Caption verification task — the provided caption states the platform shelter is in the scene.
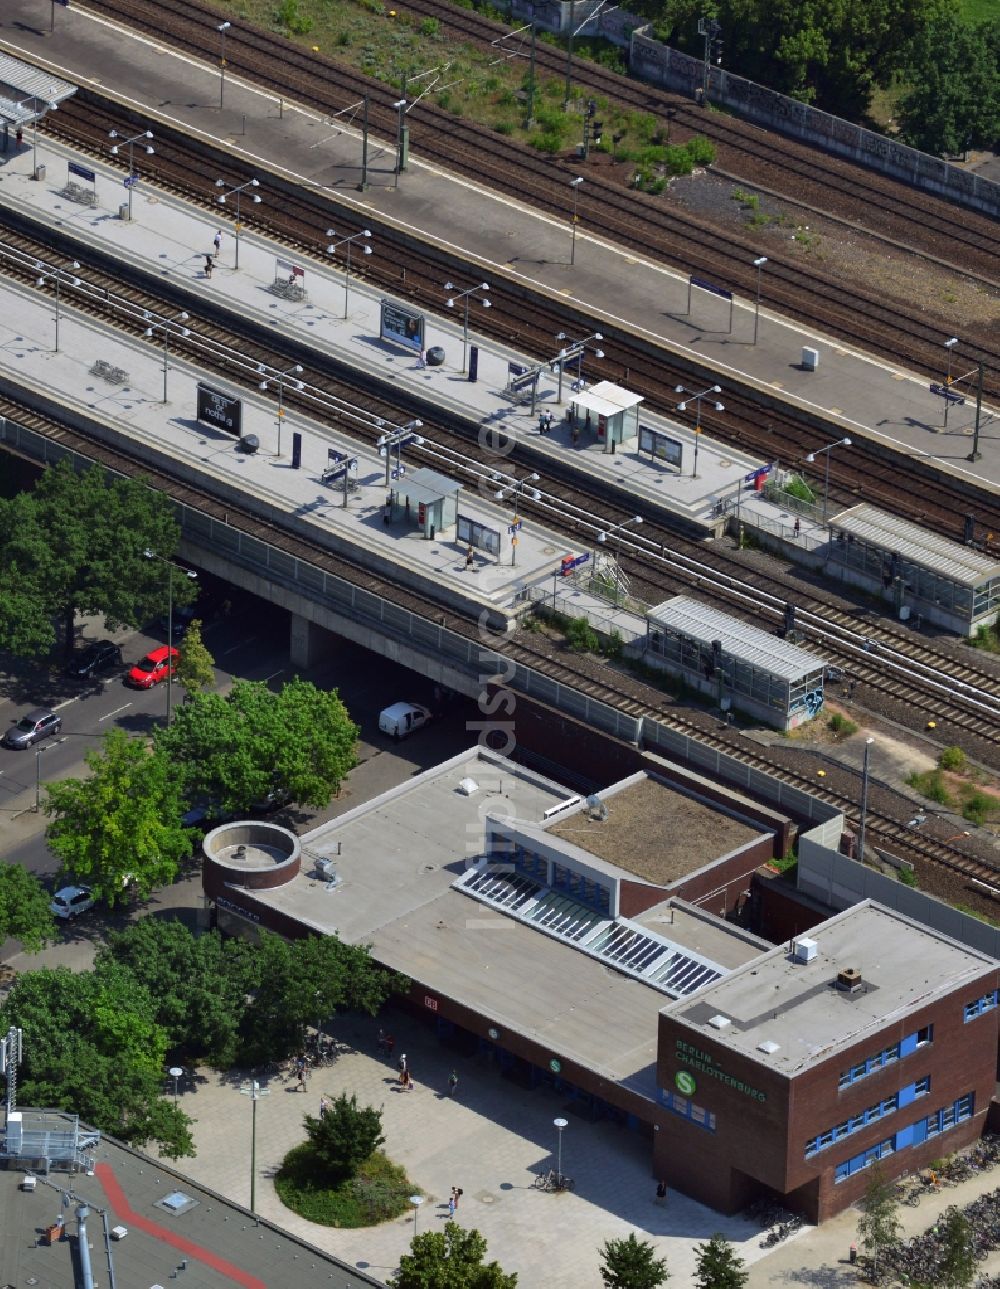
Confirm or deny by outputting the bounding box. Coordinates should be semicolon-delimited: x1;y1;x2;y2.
825;504;1000;636
645;596;825;730
389;466;460;538
569;380;644;453
0;54;77;164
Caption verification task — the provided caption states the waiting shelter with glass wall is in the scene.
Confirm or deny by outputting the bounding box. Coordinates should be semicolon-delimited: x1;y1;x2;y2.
645;595;825;730
388;466;460;539
825;504;1000;636
569;381;644;453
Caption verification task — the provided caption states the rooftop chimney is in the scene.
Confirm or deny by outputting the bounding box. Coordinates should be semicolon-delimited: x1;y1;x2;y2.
836;967;863;993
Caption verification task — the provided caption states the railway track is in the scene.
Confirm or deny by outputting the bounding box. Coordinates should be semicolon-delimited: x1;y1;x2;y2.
6;380;1000;908
4;211;1000;769
67;0;1000;400
30;100;1000;559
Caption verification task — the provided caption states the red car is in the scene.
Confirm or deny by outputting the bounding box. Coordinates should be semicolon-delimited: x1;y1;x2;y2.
126;645;179;689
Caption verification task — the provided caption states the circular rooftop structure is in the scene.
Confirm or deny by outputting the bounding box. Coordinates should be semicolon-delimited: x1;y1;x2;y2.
202;820;300;890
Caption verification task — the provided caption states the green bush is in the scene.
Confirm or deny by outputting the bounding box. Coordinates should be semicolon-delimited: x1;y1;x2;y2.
962;791;992;826
663;144;695;175
565;617;600;653
530;131;563;153
897;865;919;887
647;177;667;194
494;120;514;135
938;746;966;772
685;136;717;165
827;712;858;739
601;629;625;659
418;16;440;36
275;1143;413;1227
782;475;816;503
905;768;954;807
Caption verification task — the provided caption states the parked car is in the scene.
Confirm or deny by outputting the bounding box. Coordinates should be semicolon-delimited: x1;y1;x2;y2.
126;646;179;689
378;702;432;739
50;885;94;920
64;639;123;680
158;603;198;640
250;785;293;816
3;708;62;749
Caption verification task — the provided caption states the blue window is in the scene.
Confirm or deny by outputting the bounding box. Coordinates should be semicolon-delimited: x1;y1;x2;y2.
837;1042;901;1089
661;1089;716;1132
806;1093;900;1158
964;990;999;1022
834;1136;896;1183
923;1093;975;1140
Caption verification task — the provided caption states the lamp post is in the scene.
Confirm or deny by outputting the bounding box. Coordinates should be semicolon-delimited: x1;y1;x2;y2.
35;259;81;353
393;99;407;188
169;1066;183;1108
27;100;57;178
942;336;959;430
553;1117;568;1184
258;362;304;457
493;472;541;567
327;229;373;320
805;436;852;522
215;177;261;270
752;256;767;346
969;358;985;463
144;550;197;724
697;15;722;103
218;21;232;108
858;736;874;865
444;280;490;374
555;330;604;398
377;419;424;487
675;383;723;478
569;176;584;265
109;127;154;222
143;309;190;404
409;1194;424;1237
239;1079;270;1215
34;743;52;813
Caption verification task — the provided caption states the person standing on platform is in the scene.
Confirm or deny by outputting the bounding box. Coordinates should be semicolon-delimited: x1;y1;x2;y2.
204;254;214;279
214;230;222;258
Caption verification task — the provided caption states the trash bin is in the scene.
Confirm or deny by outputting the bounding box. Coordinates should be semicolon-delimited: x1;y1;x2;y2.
238;434;260;454
33;164;46;182
425;346;446;367
118;203;130;221
801;346;819;371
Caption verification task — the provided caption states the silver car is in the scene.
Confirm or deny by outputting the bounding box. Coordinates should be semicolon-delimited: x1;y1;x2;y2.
3;709;62;749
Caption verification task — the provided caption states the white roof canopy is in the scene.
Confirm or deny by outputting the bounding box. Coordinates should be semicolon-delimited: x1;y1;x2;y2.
571;380;644;419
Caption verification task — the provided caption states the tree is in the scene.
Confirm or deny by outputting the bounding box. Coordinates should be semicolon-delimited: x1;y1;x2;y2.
693;1234;747;1289
0;460;192;658
856;1164;900;1277
238;930;407;1064
99;918;256;1065
158;677;358;816
0;865;57;951
897;13;1000;156
939;1205;976;1289
393;1223;517;1289
174;619;216;696
599;1233;669;1289
45;728;193;906
303;1093;385;1180
0;962;193;1157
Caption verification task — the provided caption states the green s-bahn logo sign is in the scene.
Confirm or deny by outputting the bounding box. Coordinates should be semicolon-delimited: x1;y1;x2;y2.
675;1070;697;1096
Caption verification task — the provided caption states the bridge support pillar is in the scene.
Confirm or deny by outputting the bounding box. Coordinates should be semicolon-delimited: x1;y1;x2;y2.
289;612;325;669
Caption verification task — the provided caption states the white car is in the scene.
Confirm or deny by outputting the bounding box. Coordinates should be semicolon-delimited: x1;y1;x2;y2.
378;702;433;739
50;885;95;920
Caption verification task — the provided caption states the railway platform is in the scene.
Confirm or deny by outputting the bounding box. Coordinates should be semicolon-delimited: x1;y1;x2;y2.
1;0;996;496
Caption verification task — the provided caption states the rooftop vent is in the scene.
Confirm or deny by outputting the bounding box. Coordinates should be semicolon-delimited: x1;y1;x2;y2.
837;967;863;993
793;936;818;963
233;845;247;861
757;1040;780;1055
586;793;609;822
457;777;479;796
709;1014;732;1031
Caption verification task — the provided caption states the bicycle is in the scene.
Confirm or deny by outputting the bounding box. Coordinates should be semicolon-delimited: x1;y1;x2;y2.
532;1169;575;1193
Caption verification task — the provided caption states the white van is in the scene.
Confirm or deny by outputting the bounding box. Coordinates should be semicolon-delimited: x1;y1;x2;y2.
379;702;432;739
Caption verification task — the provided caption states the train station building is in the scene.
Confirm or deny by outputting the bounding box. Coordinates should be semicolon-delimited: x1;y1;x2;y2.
200;748;998;1223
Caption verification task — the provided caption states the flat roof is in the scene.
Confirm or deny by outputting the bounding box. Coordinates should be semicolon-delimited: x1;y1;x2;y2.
394;465;461;505
546;776;765;886
664;901;998;1077
831;503;1000;586
0;1133;378;1289
647;595;824;682
0;52;77;123
572;380;644;418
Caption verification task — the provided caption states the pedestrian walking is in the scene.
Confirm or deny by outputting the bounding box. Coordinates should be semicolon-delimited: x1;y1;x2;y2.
448;1194;456;1218
452;1187;462;1210
465;544;474;571
793;516;801;537
448;1070;459;1096
214;230;222;257
319;1095;330;1118
545;411;554;433
398;1053;407;1074
15;126;23;149
655;1180;667;1205
296;1067;307;1092
204;254;214;279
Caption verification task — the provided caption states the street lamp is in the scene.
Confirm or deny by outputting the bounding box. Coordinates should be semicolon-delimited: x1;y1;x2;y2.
239;1079;270;1215
34;743;53;813
943;336;959;430
805;436;852;522
553;1117;569;1184
215;177;261;270
144;550;197;724
35;259;81;353
169;1066;183;1108
109;127;154;222
569;176;584;265
554;329;604;402
393;99;407;188
858;736;874;865
444;281;490;374
258;362;304;457
675;383;723;478
377;419;424;487
752;256;767;346
218;21;232;108
409;1194;424;1236
143;309;190;404
493;471;541;567
327;228;372;320
26;100;57;179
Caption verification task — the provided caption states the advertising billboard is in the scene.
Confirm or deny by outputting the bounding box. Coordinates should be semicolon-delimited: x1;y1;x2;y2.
380;300;424;353
196;383;242;436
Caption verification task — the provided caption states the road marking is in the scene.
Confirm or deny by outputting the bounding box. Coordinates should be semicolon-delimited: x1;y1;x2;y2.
262;669;285;683
99;703;132;723
53;697;80;711
221;637;258;657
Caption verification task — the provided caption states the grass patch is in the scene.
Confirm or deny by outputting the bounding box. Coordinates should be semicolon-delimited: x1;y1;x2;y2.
938;746;966;772
827;712;857;739
275;1143;415;1227
954;903;1000;928
896;864;919;887
906;768;956;808
969;624;1000;653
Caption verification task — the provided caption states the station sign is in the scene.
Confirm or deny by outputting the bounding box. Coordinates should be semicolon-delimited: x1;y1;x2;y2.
123;174;139;189
560;552;591;575
68;161;95;183
929;382;965;405
507;520;523;535
744;462;774;484
689;275;732;302
380;299;424;353
196;383;242;436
